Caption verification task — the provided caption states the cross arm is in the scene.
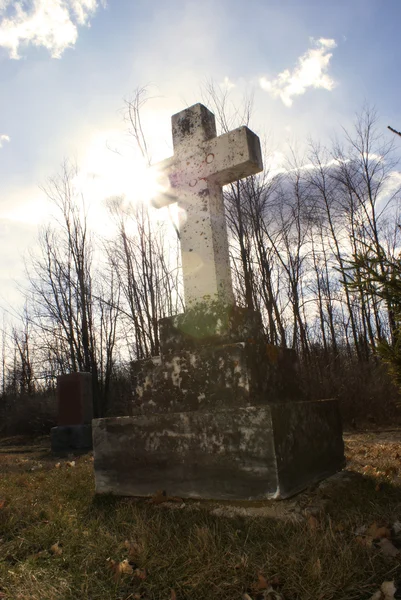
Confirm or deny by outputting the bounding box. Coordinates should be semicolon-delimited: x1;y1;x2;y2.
203;126;263;186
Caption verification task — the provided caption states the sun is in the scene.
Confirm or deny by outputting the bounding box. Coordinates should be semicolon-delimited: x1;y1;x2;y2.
72;129;174;234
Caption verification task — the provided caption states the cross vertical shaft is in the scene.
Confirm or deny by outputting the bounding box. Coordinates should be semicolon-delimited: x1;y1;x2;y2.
154;103;263;307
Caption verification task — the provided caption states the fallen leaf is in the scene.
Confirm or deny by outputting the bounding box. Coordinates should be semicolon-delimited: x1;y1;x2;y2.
307;515;319;530
55;463;61;469
0;500;6;510
119;559;134;575
150;490;168;504
50;542;62;556
134;568;147;580
107;558;136;580
355;535;373;548
382;581;397;597
107;558;120;581
370;580;397;600
367;523;391;540
171;590;177;600
313;558;322;576
378;538;400;558
66;461;75;468
242;595;253;600
256;573;269;590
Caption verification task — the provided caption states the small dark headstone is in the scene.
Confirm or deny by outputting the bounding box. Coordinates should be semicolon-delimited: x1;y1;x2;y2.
51;372;93;452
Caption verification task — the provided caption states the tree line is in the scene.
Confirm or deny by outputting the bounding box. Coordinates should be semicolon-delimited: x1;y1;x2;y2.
1;93;400;426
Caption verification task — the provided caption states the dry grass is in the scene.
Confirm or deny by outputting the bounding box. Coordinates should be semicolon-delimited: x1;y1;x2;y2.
1;433;401;600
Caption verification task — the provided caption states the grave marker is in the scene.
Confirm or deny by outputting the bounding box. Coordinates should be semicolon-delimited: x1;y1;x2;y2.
51;372;93;452
92;104;344;499
152;103;262;306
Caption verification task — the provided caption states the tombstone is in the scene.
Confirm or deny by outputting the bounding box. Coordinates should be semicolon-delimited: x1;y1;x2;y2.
92;103;344;499
51;372;93;452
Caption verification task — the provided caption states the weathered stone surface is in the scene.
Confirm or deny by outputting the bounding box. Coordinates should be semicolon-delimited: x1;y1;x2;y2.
51;424;92;453
152;103;263;307
269;400;345;497
132;341;301;415
92;101;344;501
93;400;344;500
159;305;265;353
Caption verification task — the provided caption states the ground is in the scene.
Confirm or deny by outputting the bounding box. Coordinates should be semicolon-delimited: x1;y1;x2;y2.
1;431;401;600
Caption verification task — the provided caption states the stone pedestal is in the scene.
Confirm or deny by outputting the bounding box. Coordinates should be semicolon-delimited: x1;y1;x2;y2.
93;306;344;499
51;423;93;453
51;372;93;453
93;401;343;499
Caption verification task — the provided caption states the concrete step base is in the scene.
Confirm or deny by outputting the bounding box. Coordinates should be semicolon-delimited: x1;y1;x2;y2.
93;400;344;500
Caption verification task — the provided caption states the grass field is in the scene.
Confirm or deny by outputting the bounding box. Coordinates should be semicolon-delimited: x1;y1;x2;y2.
1;432;401;600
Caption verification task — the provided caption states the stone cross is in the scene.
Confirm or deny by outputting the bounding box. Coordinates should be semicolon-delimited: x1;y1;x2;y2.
153;103;263;307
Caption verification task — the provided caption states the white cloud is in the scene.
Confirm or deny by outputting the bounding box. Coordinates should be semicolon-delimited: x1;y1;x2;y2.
0;0;103;59
260;37;337;107
0;134;10;148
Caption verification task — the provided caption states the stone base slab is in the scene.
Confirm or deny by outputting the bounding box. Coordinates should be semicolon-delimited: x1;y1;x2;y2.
93;400;344;500
51;424;93;453
132;342;301;416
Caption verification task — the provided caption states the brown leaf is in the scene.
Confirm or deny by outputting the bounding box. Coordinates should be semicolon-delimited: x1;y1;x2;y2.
0;500;6;510
307;515;319;530
171;590;177;600
50;542;63;556
55;463;61;469
367;523;391;540
107;558;121;581
134;568;147;581
378;538;400;558
370;580;397;600
355;535;373;548
255;573;269;590
242;595;253;600
150;490;168;504
119;559;134;575
313;558;322;577
107;558;135;581
381;581;397;597
66;461;75;468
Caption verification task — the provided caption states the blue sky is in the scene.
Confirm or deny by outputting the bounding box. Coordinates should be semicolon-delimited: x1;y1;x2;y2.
0;0;400;311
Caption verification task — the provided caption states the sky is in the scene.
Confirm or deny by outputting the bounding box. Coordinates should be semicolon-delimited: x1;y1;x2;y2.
0;0;401;315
